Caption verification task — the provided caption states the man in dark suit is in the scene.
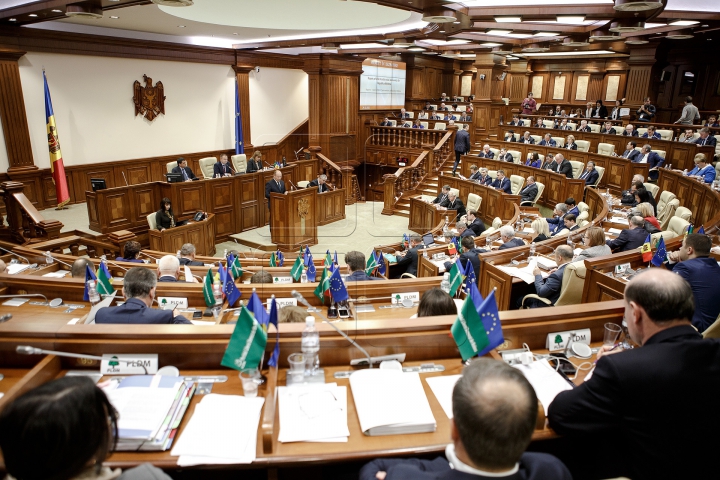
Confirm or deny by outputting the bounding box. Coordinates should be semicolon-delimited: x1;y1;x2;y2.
393;234;423;278
360;358;572;480
665;234;720;332
476;144;494;159
496;148;514;162
490;170;511;194
635;145;665;181
171;158;198;181
556;119;572;131
213;154;233;177
453;124;471;176
157;255;180;282
618;141;641;161
546;203;568;236
345;251;383;281
538;133;556;147
519;176;539;205
599;121;617;135
432;185;451;207
622;124;639;137
520;132;535;144
636;97;656;122
541;154;557;171
548;268;720;480
265;169;287;225
508;115;524;126
446;192;466;221
467;165;482;181
95;267;191;324
607;216;648;252
307;174;330;193
179;243;204;267
497;226;525;250
475;168;493;186
578;161;599;186
503;130;517;142
379;117;392;126
694;127;717;147
444;237;484;285
562;214;579;233
576;120;591;133
523;245;572;308
456;222;475;239
399;108;410;118
466;210;486;236
555;154;573;179
641;125;661;140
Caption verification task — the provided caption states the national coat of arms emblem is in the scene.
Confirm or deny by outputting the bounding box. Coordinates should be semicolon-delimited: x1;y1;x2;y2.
133;74;165;121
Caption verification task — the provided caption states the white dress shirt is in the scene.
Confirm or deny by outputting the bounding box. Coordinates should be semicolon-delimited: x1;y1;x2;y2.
445;444;520;477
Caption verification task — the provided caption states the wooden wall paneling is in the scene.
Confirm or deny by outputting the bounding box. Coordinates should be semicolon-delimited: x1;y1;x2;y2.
162;181;205;218
205;179;235;241
103;190;133;231
548;73;570;104
572;73;590;102
480;263;514;310
0;50;36;173
234;67;253;151
238;174;260;232
588;74;605;103
7;173;42;207
41;173;70;206
129;185;157;226
86;191;99;231
123;164;152;186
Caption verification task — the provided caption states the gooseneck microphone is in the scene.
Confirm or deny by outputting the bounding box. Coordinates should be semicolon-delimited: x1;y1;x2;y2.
17;345;104;361
0;246;31;265
44;251;73;268
99;255;129;272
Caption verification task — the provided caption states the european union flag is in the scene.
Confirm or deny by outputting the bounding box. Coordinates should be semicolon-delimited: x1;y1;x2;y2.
276;250;285;267
375;251;386;276
334;250;339;265
698;226;705;234
307;257;317;282
303;246;311;266
463;259;477;291
476;290;504;357
651;237;667;267
467;275;484;307
247;290;269;327
224;271;241;307
218;262;227;286
329;267;348;302
267;297;280;367
83;264;97;301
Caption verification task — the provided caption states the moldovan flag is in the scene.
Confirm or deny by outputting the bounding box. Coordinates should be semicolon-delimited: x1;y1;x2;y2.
43;71;69;207
640;234;653;262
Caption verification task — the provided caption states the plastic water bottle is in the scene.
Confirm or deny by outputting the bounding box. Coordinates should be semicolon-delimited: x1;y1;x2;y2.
440;272;451;294
86;280;100;306
212;280;223;306
300;269;308;283
301;316;320;375
529;243;536;259
442;216;449;240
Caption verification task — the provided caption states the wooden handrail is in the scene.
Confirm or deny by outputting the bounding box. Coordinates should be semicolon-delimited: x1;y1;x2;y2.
0;181;63;243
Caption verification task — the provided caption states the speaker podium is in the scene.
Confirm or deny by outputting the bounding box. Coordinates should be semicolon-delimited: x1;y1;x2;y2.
269;189;318;250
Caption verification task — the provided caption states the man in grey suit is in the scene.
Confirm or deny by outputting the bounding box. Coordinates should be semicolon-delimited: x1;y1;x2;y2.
519;176;538;205
497;226;525;250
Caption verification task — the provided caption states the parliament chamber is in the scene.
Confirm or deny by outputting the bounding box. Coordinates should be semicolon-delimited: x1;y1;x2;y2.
0;0;719;478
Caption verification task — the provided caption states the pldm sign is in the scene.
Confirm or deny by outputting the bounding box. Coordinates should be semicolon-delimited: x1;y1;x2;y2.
391;291;420;305
157;297;188;310
100;354;159;375
267;298;297;309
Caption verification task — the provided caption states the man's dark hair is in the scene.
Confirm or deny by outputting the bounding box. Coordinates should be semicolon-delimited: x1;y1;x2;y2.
345;251;366;272
564;197;576;206
461;236;475;251
123;267;156;298
0;376;118;480
635;187;653;205
629;141;637;148
122;240;142;261
565;213;577;223
417;288;456;317
452;358;538;470
467;209;478;218
685;233;712;257
177;157;185;166
626;272;694;323
632;180;644;190
250;271;273;284
685;96;693;103
71;258;92;278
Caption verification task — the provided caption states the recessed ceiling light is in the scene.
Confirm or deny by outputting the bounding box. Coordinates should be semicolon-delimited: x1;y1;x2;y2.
233;33;238;35
624;37;649;44
29;14;37;17
453;21;460;24
507;33;533;38
423;51;439;55
178;25;186;28
486;29;512;35
422;39;471;45
523;49;615;56
609;20;645;32
52;9;62;13
556;16;585;24
439;30;446;33
643;23;666;28
669;20;699;26
8;18;16;21
109;16;119;19
666;29;694;39
408;47;425;51
481;42;503;47
495;16;521;23
702;24;709;27
533;32;560;37
340;42;387;49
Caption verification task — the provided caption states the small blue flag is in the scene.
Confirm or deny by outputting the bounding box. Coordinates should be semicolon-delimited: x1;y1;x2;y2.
334;250;339;265
463;259;477;291
476;290;504;357
267;297;280;367
329;267;348;302
303;246;311;267
98;261;113;281
218;262;227;286
224;270;241;307
651;237;667;267
247;291;269;327
375;251;386;276
83;264;97;301
698;226;705;234
276;250;285;267
307;256;317;282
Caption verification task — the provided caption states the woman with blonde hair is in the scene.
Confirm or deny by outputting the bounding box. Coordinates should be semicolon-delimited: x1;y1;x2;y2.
531;218;551;243
247;150;264;173
575;226;611;260
565;134;578;150
636;202;661;231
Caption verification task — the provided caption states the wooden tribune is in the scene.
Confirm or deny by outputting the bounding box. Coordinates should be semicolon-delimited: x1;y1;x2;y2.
148;213;216;257
269;188;318;250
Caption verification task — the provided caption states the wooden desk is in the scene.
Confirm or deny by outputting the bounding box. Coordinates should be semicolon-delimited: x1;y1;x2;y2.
148;214;216;256
440;176;520;223
316;188;346;226
409;197;456;234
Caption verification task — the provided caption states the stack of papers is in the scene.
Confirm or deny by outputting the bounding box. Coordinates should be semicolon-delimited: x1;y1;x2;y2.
513;361;573;416
6;264;31;275
496;262;548;284
104;375;195;451
278;383;349;442
42;271;69;278
171;394;264;466
350;369;436;436
607;228;623;235
426;375;461;419
536;257;557;270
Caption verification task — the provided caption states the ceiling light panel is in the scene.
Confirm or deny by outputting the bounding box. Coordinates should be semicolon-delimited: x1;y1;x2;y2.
533;32;560;36
421;39;471;45
523;49;616;56
495;16;522;22
556;15;586;24
669;20;699;26
486;29;512;35
340;42;388;49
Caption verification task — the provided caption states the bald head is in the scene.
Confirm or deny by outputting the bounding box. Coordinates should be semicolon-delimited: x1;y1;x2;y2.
71;258;92;278
158;255;180;279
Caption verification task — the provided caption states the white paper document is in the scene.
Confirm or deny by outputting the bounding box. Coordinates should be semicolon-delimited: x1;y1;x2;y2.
106;382;183;439
42;271;69;278
278;383;349;443
513;361;573;416
2;298;28;307
608;228;623;235
171;394;265;466
496;263;547;284
426;374;461;419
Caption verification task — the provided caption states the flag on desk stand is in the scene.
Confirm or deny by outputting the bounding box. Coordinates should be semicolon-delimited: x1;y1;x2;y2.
314;267;331;303
223;268;241;307
267;297;280;367
463;259;477;291
329;267;349;302
448;261;465;297
451;292;490;362
324;250;333;268
290;255;304;281
698;226;705;234
475;290;504;358
269;252;278;267
227;254;243;278
221;306;267;371
43;71;70;208
83;264;98;301
234;77;244;155
276;249;285;267
447;239;458;256
686;224;694;236
640;234;653;263
247;289;269;327
334;250;339;266
96;261;114;296
402;233;409;249
202;268;216;307
375;251;386;276
303;246;311;267
306;255;317;282
651;237;667;267
365;251;378;276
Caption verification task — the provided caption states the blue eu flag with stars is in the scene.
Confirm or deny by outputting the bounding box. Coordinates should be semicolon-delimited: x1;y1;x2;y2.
476;290;504;357
267;297;280;367
307;256;317;282
463;259;477;291
651;237;667;267
224;271;241;307
83;264;98;301
329;267;348;302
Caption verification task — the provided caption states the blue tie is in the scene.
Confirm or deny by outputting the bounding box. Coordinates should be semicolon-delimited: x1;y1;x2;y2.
182;168;188;181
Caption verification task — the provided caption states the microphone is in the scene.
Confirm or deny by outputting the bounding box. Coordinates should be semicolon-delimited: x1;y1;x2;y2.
0;313;12;323
44;251;73;268
140;251;160;263
99;255;129;272
294;147;303;162
509;252;528;265
16;345;104;361
227;162;237;176
0;246;31;264
288;179;298;191
0;293;49;305
263;161;274;170
122;172;129;187
291;290;373;369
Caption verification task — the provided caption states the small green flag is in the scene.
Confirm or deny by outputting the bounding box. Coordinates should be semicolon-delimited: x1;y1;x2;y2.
451;295;490;362
270;252;277;267
229;256;243;278
324;252;333;267
96;267;114;296
202;268;215;307
290;255;303;281
221;306;267;371
365;252;378;275
448;262;465;296
314;267;330;303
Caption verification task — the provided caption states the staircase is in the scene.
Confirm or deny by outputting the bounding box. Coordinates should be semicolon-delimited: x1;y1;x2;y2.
391;157;456;217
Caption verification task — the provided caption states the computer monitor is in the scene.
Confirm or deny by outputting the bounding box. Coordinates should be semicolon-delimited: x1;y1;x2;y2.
90;178;107;191
166;173;183;183
422;233;435;247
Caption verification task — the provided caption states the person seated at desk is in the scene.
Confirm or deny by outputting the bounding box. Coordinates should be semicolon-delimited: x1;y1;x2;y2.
508;114;524;127
538;133;556;147
308;174;330;193
345;250;383;281
424;100;433;111
556;118;572;131
444;236;485;287
616;140;641;161
707;114;720;129
519;176;539;204
620;175;645;205
155;197;185;232
432;185;452;207
393;234;423;278
546;203;568;236
399;108;410;118
466;165;482;182
575;226;611;260
379;117;392;126
412;118;425;129
71;257;92;278
607;216;648;253
592;99;608;119
635;202;660;232
438;103;449;111
416;287;457;317
455;221;475;239
634;187;657;216
490;170;511;194
525;153;542;168
503;130;517;142
444;192;466;221
0;377;173;480
576;119;591;133
246;150;264;173
459;112;472;122
683;153;716;184
665;233;720;333
622;123;639;137
179;243;204;266
579;161;599;185
157;255;180;282
418;110;429;120
171;157;198;181
561;214;579;234
635;145;665;182
564;135;578;150
555;154;574;178
116;240;144;264
466;210;486;236
497;148;514;162
430;112;443;120
360;358;572;480
520;131;535;144
600;121;617;135
541;153;557;171
521;245;573;308
547;269;720;480
693;127;717;147
496;226;525;250
477;144;494;159
610;98;624;120
534;117;546;129
530;218;551;243
96;267;191;324
641;125;661;140
250;271;273;284
563;198;579;216
476;168;493;186
678;128;696;143
213;153;233;177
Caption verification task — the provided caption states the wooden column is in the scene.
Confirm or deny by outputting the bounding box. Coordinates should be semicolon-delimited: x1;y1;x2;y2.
232;65;253;151
625;44;658;108
0;49;36;174
508;60;531;112
471;53;507;140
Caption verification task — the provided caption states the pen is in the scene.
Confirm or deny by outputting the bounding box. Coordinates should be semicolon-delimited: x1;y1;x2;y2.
593;344;620;364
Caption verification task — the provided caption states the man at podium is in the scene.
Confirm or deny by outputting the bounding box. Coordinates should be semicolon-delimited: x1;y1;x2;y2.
265;169;287;226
